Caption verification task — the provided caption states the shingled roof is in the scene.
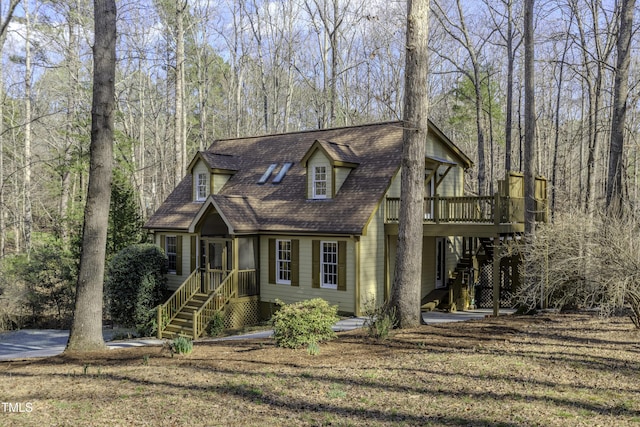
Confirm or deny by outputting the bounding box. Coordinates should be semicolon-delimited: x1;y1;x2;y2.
144;121;468;235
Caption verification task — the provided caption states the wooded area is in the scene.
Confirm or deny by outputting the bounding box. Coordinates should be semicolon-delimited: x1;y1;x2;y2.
0;0;638;326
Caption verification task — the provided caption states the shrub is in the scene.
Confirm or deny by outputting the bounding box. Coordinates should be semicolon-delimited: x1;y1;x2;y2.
105;244;167;335
271;298;339;349
0;237;76;328
516;209;640;328
362;297;396;340
172;335;193;355
206;311;225;337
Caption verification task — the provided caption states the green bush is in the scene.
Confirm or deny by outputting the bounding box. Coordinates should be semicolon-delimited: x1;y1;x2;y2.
172;335;193;355
362;299;396;341
271;298;339;349
0;237;76;328
105;244;167;335
206;311;225;337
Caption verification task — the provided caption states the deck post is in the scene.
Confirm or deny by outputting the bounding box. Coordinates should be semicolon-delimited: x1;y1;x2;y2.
434;194;440;224
492;235;501;316
494;193;501;225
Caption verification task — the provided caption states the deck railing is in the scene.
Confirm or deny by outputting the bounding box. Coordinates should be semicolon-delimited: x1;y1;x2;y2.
192;270;237;339
238;269;258;296
156;270;201;337
385;194;547;225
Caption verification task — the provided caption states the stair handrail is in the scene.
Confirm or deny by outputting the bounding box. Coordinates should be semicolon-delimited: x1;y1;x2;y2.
156;269;201;338
192;269;237;339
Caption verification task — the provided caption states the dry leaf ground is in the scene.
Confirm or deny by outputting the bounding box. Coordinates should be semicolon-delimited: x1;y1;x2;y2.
1;311;639;426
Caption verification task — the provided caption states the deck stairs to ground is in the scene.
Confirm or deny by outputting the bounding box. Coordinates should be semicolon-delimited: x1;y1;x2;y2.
421;237;496;312
161;293;213;339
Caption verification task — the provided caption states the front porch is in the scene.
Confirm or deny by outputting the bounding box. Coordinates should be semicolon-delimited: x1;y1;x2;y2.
157;235;260;339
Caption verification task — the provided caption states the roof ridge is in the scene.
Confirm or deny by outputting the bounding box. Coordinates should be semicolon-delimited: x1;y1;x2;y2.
207;120;403;146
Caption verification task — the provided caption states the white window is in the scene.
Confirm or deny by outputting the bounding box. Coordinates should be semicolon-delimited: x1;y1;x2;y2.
196;172;207;201
166;236;177;273
313;166;328;199
321;241;338;289
276;239;291;285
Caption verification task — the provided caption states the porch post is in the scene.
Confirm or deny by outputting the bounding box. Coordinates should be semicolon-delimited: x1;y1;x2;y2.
232;236;239;297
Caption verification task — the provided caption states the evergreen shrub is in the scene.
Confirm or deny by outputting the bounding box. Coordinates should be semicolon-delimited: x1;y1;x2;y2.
105;243;167;335
271;298;339;349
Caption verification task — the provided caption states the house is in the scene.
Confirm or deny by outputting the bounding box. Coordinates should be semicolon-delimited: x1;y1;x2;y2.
144;121;547;338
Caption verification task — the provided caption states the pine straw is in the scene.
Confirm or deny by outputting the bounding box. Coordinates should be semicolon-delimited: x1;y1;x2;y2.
1;312;639;426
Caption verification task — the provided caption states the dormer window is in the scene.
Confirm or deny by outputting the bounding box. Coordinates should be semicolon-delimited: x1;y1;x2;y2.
196;172;208;201
313;166;328;199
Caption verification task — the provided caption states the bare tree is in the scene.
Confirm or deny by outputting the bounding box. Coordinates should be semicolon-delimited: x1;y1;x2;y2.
0;0;20;256
523;0;535;234
606;0;635;210
66;0;116;353
390;0;429;329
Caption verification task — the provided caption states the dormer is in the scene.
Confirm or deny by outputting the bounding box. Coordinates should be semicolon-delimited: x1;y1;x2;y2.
187;151;238;201
300;140;359;199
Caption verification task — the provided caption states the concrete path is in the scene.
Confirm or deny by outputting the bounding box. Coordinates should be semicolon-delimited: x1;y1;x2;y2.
0;308;513;361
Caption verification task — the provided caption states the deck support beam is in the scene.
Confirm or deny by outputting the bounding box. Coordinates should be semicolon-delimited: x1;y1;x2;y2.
492;235;501;316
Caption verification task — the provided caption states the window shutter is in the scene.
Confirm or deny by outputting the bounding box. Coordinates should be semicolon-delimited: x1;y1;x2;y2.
190;236;197;272
268;238;276;283
160;235;166;253
338;241;347;291
176;236;183;275
312;240;320;288
291;240;299;286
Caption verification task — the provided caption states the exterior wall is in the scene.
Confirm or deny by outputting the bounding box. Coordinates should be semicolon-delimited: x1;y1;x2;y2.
212;174;231;194
306;151;332;198
155;232;195;291
259;235;356;314
192;160;210;201
335;167;351;194
359;204;386;310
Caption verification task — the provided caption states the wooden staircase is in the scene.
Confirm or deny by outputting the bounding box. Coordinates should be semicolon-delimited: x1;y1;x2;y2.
157;269;237;340
161;293;210;339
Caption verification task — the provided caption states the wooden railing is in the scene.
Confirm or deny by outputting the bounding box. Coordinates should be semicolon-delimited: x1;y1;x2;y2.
238;269;258;296
385;194;549;225
192;270;237;339
156;270;201;338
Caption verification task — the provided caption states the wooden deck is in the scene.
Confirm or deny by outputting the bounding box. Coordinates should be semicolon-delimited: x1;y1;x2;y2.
384;194;547;237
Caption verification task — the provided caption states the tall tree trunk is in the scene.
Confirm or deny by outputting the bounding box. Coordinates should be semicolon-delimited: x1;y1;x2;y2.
66;0;117;353
174;1;187;187
523;0;536;235
0;0;18;256
390;0;429;329
606;0;635;210
552;17;572;220
24;0;33;254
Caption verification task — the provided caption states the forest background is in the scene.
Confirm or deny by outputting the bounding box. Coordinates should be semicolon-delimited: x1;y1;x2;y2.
0;0;636;328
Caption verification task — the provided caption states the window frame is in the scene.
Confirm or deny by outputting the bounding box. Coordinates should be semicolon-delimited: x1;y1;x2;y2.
320;240;338;289
196;172;208;201
275;239;292;285
313;165;328;199
166;235;177;273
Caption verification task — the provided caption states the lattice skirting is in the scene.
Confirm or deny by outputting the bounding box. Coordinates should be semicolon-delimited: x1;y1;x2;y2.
225;296;261;329
474;260;519;309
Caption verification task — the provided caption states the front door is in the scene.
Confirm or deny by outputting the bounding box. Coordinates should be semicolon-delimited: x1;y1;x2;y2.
435;237;447;289
200;238;232;293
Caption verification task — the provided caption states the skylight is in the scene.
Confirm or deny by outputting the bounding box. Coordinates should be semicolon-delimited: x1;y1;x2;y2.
273;162;293;184
258;163;278;184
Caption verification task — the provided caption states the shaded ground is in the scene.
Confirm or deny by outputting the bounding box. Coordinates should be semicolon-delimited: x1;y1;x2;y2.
1;312;639;426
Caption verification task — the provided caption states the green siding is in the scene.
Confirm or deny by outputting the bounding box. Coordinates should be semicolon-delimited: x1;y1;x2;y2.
359;204;386;309
260;235;356;313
